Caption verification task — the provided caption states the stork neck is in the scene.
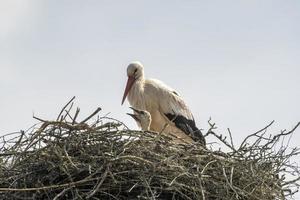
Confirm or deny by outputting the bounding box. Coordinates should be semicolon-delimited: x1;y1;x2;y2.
127;78;145;108
135;73;145;82
135;65;145;80
135;76;144;84
130;78;144;94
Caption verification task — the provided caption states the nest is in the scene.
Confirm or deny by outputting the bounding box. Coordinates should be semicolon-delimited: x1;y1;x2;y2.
0;97;299;200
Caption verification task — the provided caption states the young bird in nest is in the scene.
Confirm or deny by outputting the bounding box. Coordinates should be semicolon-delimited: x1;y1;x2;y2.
127;107;151;131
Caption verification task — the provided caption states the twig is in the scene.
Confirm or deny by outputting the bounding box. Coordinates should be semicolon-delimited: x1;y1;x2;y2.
79;107;102;124
56;96;76;121
239;120;275;150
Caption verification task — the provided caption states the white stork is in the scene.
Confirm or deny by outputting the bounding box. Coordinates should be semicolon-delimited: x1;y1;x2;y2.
121;61;206;145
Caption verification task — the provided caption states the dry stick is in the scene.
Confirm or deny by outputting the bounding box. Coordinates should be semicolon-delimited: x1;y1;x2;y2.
53;187;73;200
0;177;99;192
79;107;102;124
263;122;300;149
249;128;269;151
230;167;234;186
227;128;236;151
239;120;275;150
56;96;76;121
86;165;110;198
0;131;24;139
33;116;47;123
208;131;235;152
63;102;74;121
222;167;239;198
204;118;218;137
10;130;24;154
169;172;189;186
22;120;90;154
201;160;217;175
63;144;78;170
72;107;80;125
112;155;155;168
143;176;156;200
0;152;32;156
199;178;206;200
21;122;50;153
285;126;295;149
95;122;122;130
205;119;234;150
100;116;130;130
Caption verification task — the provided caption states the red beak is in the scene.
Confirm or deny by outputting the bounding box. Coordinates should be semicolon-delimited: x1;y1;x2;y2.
121;76;135;105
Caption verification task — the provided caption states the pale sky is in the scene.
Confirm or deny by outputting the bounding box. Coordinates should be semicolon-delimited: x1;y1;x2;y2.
0;0;300;197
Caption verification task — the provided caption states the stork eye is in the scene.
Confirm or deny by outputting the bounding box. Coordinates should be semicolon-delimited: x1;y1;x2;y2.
134;69;138;74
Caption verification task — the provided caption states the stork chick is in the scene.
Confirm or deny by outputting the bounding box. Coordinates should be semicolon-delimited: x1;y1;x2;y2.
127;107;151;131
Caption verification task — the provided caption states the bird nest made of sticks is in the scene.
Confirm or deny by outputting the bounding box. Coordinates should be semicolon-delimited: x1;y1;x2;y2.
0;97;299;200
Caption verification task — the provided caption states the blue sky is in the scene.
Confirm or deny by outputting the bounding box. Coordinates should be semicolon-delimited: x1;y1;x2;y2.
0;0;300;196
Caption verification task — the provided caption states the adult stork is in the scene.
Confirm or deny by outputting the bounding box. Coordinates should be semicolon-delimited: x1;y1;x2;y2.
121;62;206;145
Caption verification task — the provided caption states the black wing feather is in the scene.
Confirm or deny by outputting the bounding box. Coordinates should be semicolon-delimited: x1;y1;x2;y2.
165;113;206;145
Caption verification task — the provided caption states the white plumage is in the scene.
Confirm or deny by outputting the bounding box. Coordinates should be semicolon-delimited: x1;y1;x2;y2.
122;62;205;145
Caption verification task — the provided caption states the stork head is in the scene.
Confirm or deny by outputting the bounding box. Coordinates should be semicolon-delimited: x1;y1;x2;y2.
127;107;151;131
121;61;144;105
127;61;144;80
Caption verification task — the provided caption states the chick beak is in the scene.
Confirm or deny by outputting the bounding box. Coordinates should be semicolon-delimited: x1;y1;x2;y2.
127;113;140;123
129;107;143;115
